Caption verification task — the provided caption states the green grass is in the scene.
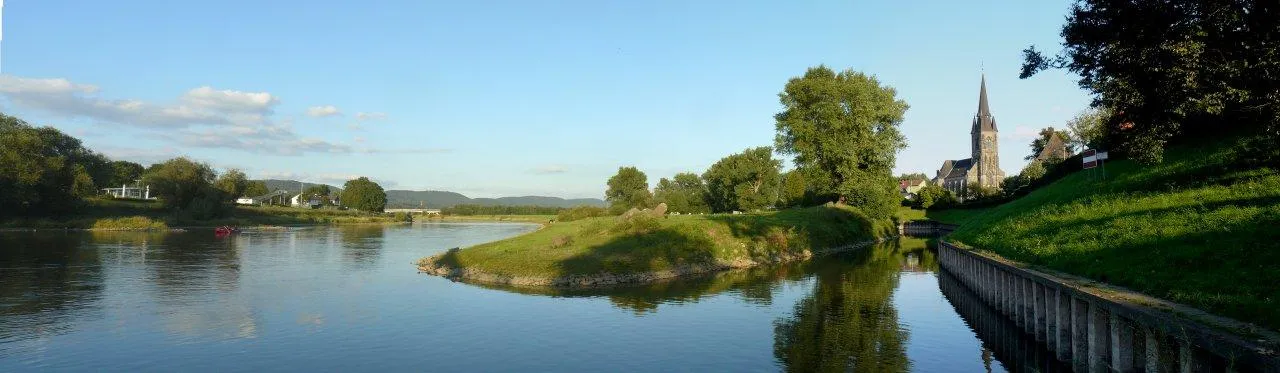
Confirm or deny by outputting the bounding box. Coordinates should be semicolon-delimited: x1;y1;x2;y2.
89;216;169;230
949;138;1280;331
431;214;557;224
0;198;408;229
420;205;895;279
895;206;926;221
925;207;994;225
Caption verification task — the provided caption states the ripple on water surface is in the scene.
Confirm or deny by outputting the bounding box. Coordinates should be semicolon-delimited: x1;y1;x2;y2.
2;227;1053;371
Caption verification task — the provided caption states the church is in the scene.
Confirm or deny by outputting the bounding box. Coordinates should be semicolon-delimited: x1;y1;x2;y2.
933;75;1006;194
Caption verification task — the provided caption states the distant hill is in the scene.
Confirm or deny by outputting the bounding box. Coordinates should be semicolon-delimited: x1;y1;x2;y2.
260;179;342;194
255;179;605;209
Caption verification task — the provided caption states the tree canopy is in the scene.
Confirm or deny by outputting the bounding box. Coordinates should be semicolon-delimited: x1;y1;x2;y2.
1021;0;1280;164
653;172;710;214
107;160;144;188
0;114;111;216
703;147;781;213
215;169;249;199
340;177;387;213
1064;107;1111;151
774;66;908;218
605;166;652;214
242;181;270;198
777;170;810;209
142;157;228;218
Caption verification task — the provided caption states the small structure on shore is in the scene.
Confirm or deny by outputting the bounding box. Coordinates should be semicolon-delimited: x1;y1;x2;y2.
102;184;156;200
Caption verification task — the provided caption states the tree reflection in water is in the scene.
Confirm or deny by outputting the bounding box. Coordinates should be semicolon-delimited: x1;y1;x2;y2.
772;239;920;373
0;232;107;349
336;225;387;269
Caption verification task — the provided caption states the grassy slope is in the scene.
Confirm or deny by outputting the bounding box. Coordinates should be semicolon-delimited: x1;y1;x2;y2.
949;140;1280;330
1;198;406;229
895;205;992;225
423;205;896;279
429;214;557;224
925;208;993;225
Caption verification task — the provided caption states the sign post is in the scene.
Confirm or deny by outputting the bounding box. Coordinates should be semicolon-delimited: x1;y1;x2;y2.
1083;149;1109;180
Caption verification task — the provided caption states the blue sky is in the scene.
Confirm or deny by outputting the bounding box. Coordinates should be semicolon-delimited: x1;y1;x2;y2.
0;0;1090;198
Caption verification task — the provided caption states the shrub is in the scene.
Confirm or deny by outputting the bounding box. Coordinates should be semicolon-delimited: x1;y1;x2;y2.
556;206;609;222
91;216;168;230
610;214;661;235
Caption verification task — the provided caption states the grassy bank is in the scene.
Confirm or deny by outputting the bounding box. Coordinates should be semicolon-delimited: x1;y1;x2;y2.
925;208;993;225
418;205;896;286
425;214;557;224
895;206;993;226
948;139;1280;330
1;198;409;230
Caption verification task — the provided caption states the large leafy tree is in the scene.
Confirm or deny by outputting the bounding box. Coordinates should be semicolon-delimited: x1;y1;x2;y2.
214;169;249;199
778;170;810;209
0;114;111;216
340;177;387;213
107;160;145;187
653;172;710;214
142;157;222;208
703;147;781;213
141;157;229;219
1064;107;1111;151
1021;0;1280;164
242;181;270;198
774;66;908;219
605;166;653;214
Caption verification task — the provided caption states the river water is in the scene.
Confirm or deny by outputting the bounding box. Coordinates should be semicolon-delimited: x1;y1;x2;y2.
0;223;1066;372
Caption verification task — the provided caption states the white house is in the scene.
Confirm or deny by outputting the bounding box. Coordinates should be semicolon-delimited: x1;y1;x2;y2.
291;194;323;209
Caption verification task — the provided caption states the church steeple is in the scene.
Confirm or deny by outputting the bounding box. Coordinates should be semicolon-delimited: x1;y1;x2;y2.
972;74;997;133
978;74;990;118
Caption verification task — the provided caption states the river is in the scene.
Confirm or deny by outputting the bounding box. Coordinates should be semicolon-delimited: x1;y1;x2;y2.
0;223;1067;372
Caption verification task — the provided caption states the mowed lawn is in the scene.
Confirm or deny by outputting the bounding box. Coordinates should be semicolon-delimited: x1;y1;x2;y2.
949;139;1280;330
422;205;896;279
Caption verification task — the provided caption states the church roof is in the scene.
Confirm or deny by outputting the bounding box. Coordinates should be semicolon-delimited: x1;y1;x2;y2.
943;158;973;179
1035;131;1070;161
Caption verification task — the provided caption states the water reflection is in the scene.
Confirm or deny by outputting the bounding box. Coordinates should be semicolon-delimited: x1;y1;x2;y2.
1;226;1031;371
772;239;930;372
938;269;1072;372
0;232;106;348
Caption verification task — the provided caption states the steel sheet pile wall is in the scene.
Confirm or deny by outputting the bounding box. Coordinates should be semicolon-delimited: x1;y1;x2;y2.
937;241;1279;373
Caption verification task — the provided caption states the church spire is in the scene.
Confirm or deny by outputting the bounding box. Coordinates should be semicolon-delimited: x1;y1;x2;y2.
978;73;990;117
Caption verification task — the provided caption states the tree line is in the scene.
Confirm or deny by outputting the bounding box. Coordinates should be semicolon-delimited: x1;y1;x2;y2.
0;112;389;218
442;204;562;216
604;66;908;219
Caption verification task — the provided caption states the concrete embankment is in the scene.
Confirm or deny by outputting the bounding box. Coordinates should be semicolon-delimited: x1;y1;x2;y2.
937;240;1280;372
418;238;883;288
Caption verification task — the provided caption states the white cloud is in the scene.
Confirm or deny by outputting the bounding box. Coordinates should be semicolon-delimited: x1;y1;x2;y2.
0;75;275;128
306;105;342;118
355;112;387;121
181;86;278;114
0;74;360;156
531;165;568;175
